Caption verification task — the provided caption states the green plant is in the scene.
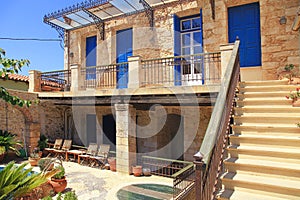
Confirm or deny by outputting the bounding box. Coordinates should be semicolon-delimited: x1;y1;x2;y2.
63;191;78;200
38;134;48;151
0;161;57;200
52;165;65;179
41;196;53;200
30;147;40;159
0;146;5;154
286;88;300;101
56;192;62;200
0;130;22;155
38;158;52;171
284;64;295;71
0;48;32;107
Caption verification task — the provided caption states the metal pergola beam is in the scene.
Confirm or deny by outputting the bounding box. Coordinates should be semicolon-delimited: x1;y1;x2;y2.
82;8;105;40
139;0;154;27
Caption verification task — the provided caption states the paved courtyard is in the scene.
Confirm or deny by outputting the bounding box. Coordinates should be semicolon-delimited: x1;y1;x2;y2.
62;161;173;200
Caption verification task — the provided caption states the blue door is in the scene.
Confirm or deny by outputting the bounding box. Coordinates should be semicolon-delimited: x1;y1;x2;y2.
116;28;132;89
228;3;261;67
86;36;97;79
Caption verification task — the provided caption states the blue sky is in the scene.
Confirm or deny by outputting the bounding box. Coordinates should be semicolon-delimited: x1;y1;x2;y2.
0;1;84;75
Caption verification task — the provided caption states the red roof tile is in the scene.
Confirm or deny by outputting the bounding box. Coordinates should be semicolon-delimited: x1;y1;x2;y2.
1;74;29;82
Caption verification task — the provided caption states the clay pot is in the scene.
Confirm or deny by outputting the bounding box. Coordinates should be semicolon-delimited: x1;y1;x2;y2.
293;99;300;107
108;158;116;172
49;177;67;193
132;165;143;177
28;158;40;166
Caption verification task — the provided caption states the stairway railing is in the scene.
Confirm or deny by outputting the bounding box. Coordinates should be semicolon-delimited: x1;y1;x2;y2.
193;40;240;200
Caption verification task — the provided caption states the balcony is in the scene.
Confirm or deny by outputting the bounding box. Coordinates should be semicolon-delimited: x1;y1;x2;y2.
29;44;234;97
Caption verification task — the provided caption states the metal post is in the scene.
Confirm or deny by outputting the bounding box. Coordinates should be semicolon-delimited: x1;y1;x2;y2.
194;151;204;200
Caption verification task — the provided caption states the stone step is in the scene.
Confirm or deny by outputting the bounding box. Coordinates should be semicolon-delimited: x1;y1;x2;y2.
233;115;300;125
239;80;289;88
239;85;299;93
224;157;300;178
234;107;300;115
217;187;299;200
237;91;289;99
221;171;300;197
230;134;300;147
227;144;300;160
236;98;292;107
230;154;300;165
231;125;300;134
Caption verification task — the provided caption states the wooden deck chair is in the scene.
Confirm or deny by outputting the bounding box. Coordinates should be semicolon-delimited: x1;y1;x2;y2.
89;144;110;168
53;139;72;159
78;143;98;165
44;139;63;156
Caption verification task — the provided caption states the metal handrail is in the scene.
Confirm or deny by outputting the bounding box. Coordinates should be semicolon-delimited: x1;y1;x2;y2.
199;40;240;164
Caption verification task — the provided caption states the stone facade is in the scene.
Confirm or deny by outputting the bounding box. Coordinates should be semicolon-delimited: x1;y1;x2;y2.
65;0;299;81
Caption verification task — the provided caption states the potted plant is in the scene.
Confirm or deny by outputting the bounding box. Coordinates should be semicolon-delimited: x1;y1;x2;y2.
28;147;41;166
286;88;300;106
132;165;143;177
49;165;67;193
108;157;116;172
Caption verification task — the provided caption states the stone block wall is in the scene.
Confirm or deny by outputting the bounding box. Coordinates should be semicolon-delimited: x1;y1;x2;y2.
66;0;299;81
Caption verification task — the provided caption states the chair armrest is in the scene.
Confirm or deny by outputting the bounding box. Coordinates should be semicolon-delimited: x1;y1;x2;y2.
47;142;54;147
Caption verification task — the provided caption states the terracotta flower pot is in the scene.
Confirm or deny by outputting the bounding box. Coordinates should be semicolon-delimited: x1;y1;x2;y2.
108;158;116;172
28;157;40;166
132;165;142;177
49;177;67;193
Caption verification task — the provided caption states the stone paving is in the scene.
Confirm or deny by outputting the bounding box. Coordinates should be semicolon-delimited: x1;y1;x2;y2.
62;161;173;200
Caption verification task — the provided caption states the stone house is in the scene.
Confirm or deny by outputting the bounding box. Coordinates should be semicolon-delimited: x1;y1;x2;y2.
26;0;300;174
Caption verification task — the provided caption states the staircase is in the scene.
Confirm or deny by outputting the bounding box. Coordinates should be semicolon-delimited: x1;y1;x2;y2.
217;80;300;200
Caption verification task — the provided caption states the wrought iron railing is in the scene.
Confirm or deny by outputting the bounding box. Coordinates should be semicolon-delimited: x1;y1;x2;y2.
141;52;221;87
41;70;71;91
81;62;128;89
193;40;240;200
139;156;192;178
172;164;195;200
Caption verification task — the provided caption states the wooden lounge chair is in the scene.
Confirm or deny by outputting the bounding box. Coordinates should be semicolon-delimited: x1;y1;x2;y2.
89;144;110;168
78;143;98;165
44;139;63;156
52;139;72;159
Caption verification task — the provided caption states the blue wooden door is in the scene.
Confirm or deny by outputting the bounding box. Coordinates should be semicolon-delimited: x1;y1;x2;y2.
228;3;261;67
86;36;97;79
116;28;132;88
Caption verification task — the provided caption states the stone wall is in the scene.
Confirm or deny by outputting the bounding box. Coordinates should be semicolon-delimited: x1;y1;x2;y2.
0;90;39;152
66;0;299;81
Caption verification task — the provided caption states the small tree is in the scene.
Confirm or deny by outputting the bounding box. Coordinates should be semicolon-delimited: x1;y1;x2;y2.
0;48;32;107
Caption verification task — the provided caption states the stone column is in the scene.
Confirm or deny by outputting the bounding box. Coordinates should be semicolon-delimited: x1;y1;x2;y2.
128;56;142;89
115;104;137;174
25;122;41;154
70;64;82;92
28;70;41;92
220;44;234;79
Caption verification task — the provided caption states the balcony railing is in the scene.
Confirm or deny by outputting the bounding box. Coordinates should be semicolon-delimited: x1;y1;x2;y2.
41;70;71;91
81;62;129;89
141;52;221;87
172;164;195;200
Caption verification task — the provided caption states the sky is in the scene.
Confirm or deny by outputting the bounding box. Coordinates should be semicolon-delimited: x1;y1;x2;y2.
0;1;85;75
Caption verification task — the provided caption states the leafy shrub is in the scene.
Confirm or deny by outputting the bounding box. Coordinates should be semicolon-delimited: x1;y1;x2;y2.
0;130;22;155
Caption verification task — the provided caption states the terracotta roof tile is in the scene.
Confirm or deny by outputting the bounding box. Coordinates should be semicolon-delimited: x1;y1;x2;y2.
1;74;29;82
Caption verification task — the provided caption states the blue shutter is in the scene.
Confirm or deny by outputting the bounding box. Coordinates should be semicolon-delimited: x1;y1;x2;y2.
116;28;132;89
173;14;181;86
86;36;97;79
